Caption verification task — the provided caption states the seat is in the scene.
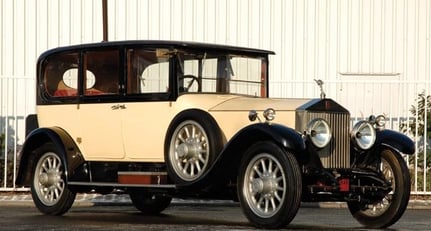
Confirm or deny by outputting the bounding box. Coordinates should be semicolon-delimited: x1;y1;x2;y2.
53;81;78;96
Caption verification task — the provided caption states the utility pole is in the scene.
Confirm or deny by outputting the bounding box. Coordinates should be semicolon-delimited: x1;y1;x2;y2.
102;0;108;41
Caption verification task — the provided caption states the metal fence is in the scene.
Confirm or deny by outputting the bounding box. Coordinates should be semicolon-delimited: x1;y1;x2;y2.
1;76;430;194
0;76;35;191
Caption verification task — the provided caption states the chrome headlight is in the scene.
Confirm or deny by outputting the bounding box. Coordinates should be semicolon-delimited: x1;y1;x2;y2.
351;121;376;150
307;119;332;148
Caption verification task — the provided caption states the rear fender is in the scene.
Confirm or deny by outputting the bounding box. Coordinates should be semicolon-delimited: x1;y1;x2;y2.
16;127;84;186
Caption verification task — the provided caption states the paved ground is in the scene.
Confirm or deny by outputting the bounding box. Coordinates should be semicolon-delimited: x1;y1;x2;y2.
0;196;430;231
0;192;430;231
1;192;431;209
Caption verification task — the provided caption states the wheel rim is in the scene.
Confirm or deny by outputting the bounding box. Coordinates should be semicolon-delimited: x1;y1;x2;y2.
33;152;65;206
243;153;286;218
170;120;210;181
361;158;394;216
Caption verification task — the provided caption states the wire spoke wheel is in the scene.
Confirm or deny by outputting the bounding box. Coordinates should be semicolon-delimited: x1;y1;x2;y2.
30;143;75;215
361;158;394;217
347;149;410;228
33;152;66;206
170;120;210;181
238;141;301;229
243;154;286;218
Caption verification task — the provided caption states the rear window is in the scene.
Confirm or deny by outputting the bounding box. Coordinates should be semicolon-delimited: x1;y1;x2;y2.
42;50;121;98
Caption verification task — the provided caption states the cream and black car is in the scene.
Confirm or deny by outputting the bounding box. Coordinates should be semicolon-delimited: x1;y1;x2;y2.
17;41;415;229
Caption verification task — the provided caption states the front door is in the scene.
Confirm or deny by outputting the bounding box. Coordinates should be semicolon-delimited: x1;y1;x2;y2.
121;48;173;161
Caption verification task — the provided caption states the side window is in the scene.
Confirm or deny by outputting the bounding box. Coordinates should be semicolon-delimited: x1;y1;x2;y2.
126;48;170;94
83;50;120;96
174;51;267;97
44;52;79;97
229;57;265;97
176;51;219;93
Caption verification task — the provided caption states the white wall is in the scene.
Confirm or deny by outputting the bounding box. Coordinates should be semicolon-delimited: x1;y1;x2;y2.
1;0;431;144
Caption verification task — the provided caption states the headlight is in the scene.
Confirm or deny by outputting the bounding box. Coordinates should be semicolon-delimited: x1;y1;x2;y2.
351;121;376;150
307;119;332;148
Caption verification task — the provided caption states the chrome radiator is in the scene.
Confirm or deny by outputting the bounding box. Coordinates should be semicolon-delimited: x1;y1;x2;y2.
295;99;351;169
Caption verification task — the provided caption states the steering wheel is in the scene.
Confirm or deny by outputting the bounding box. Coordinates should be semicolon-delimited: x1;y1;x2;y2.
179;75;200;92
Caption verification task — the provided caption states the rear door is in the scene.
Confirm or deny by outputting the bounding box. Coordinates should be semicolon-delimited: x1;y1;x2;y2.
78;49;125;160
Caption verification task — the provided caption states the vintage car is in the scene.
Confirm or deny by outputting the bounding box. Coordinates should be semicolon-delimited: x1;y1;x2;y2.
16;40;415;229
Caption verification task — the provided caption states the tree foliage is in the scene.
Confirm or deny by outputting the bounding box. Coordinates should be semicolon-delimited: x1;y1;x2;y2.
0;133;4;152
400;92;431;170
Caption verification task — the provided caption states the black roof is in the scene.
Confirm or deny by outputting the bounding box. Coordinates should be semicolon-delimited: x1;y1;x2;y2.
38;40;275;61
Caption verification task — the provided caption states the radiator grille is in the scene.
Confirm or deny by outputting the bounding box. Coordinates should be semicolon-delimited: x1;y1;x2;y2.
298;111;351;168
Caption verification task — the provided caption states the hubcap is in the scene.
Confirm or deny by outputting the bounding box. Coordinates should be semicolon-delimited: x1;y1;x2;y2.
243;153;286;218
33;152;65;206
170;120;210;181
38;171;61;187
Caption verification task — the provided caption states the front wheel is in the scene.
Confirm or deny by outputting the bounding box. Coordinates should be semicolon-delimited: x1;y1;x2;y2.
31;143;76;215
237;141;302;229
347;149;411;228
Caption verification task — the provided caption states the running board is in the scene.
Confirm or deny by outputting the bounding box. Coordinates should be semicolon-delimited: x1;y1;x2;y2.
68;181;176;189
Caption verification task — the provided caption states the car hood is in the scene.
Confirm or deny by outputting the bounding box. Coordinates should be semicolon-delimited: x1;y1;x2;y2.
175;94;311;140
209;96;310;112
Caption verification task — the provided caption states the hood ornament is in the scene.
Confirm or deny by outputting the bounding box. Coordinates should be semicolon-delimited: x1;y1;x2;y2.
314;79;326;99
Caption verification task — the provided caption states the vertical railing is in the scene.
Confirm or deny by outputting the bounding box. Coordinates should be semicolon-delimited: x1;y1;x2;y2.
0;76;35;191
1;76;431;194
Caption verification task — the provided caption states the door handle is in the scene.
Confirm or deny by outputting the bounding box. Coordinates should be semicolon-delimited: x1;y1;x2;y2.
111;104;126;110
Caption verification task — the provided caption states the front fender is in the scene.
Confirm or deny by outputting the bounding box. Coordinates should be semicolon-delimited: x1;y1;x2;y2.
16;127;84;186
375;129;415;155
178;123;305;190
215;123;306;170
225;122;306;153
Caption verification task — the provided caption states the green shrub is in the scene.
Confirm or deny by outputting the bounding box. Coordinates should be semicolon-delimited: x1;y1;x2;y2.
411;170;431;192
0;162;15;187
400;92;431;170
0;133;15;187
0;133;4;152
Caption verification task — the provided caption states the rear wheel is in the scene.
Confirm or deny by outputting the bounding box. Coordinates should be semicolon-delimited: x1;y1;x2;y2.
31;143;76;215
237;141;302;229
129;192;172;215
347;149;410;228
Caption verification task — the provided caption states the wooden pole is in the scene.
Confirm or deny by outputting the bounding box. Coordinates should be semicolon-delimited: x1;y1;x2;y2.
102;0;108;41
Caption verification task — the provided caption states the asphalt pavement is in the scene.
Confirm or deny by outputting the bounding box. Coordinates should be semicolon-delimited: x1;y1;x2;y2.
0;193;430;231
1;192;430;209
